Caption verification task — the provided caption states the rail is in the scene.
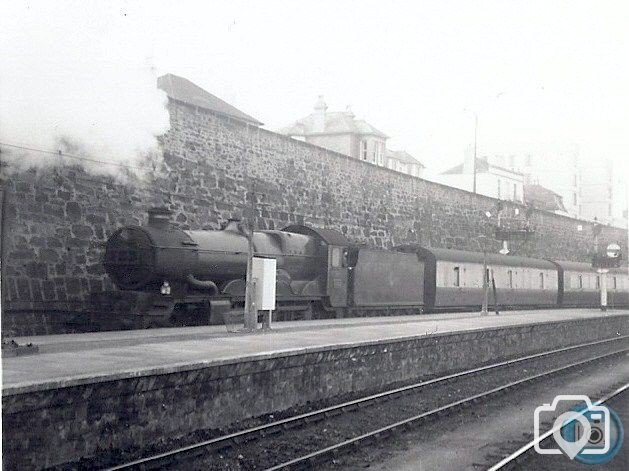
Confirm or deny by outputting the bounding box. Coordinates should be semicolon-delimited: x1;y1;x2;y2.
103;335;628;470
487;382;629;470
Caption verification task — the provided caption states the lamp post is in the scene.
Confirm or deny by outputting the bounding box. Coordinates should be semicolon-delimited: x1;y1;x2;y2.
243;180;269;331
479;209;493;316
473;113;478;194
243;216;256;331
481;243;489;316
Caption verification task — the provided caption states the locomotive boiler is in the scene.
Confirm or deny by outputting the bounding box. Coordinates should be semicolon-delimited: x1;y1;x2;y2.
100;207;425;327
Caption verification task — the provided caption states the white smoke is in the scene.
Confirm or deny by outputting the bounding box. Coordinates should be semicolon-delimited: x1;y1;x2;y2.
0;1;170;175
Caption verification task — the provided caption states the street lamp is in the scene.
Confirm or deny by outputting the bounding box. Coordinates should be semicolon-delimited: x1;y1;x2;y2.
473;113;478;194
479;210;494;316
243;180;270;331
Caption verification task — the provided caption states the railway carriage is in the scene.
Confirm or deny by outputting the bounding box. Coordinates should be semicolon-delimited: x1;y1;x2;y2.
553;260;629;307
396;247;559;310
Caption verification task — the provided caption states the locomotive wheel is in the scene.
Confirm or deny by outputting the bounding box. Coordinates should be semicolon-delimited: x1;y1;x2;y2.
302;303;314;320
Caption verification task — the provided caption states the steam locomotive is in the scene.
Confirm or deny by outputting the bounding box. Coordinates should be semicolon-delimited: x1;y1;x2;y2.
99;208;629;328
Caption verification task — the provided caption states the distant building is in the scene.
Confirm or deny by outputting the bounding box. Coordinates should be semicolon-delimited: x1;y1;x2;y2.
434;156;524;203
467;143;580;217
523;184;566;212
386;150;425;177
157;73;263;126
578;159;627;227
280;96;423;177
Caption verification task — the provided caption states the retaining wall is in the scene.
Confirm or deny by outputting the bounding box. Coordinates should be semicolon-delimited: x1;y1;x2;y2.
1;99;626;335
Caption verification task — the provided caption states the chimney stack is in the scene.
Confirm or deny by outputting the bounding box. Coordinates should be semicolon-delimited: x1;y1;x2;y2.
223;218;242;232
313;95;327;133
147;207;172;229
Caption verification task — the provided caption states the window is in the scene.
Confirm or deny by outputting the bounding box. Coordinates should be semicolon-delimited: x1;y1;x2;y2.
578;274;583;289
486;268;490;284
508;270;513;288
613;277;617;289
331;247;342;267
453;267;460;287
497;179;501;198
513;185;518;201
360;140;368;160
539;272;544;289
596;276;600;289
371;142;377;163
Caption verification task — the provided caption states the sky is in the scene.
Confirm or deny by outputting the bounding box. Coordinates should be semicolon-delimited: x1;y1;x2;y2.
1;0;628;177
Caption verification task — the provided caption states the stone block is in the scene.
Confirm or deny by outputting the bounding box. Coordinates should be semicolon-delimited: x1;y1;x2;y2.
65;202;82;222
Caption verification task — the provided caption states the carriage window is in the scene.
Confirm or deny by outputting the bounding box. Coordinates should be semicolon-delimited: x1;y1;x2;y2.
578;274;583;289
596;276;600;289
613;277;617;289
453;267;460;287
539;272;544;289
508;270;513;288
331;247;342;267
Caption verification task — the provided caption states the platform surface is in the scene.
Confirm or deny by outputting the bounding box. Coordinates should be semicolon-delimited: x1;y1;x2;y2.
3;309;628;395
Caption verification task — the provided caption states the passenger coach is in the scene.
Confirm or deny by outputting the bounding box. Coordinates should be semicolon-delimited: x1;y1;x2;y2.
396;246;559;311
552;260;629;307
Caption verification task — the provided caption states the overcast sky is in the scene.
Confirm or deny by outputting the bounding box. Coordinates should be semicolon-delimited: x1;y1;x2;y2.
2;0;628;176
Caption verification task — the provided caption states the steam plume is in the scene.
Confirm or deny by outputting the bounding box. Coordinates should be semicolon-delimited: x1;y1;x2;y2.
0;1;170;175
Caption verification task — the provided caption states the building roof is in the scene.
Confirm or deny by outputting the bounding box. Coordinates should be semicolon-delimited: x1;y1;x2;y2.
523;183;567;212
157;73;263;126
280;110;388;138
386;149;425;167
442;158;524;176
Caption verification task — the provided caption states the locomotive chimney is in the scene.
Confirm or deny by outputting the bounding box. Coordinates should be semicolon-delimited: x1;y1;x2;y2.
147;207;173;229
223;218;242;233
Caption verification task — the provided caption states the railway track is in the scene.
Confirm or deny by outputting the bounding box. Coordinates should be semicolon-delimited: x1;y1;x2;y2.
487;382;629;470
103;335;629;471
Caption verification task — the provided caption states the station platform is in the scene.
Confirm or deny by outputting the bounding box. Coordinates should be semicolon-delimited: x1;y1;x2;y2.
3;308;629;470
3;308;628;394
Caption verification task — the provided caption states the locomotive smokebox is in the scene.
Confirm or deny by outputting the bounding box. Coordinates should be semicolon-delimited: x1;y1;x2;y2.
148;207;173;229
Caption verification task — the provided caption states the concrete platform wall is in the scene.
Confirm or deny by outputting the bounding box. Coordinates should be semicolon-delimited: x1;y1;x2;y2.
3;315;629;469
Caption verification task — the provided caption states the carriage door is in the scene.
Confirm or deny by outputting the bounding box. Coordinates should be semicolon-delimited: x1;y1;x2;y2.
327;245;348;307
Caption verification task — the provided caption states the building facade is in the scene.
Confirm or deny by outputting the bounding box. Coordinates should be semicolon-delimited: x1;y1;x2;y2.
578;159;628;228
386;150;425;177
469;143;580;218
280;96;423;177
434;156;525;203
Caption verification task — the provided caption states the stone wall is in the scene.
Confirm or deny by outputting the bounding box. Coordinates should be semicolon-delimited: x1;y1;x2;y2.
1;98;626;335
3;315;628;469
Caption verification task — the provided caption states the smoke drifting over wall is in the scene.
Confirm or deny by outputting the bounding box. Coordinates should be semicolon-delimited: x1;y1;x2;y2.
0;1;170;175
